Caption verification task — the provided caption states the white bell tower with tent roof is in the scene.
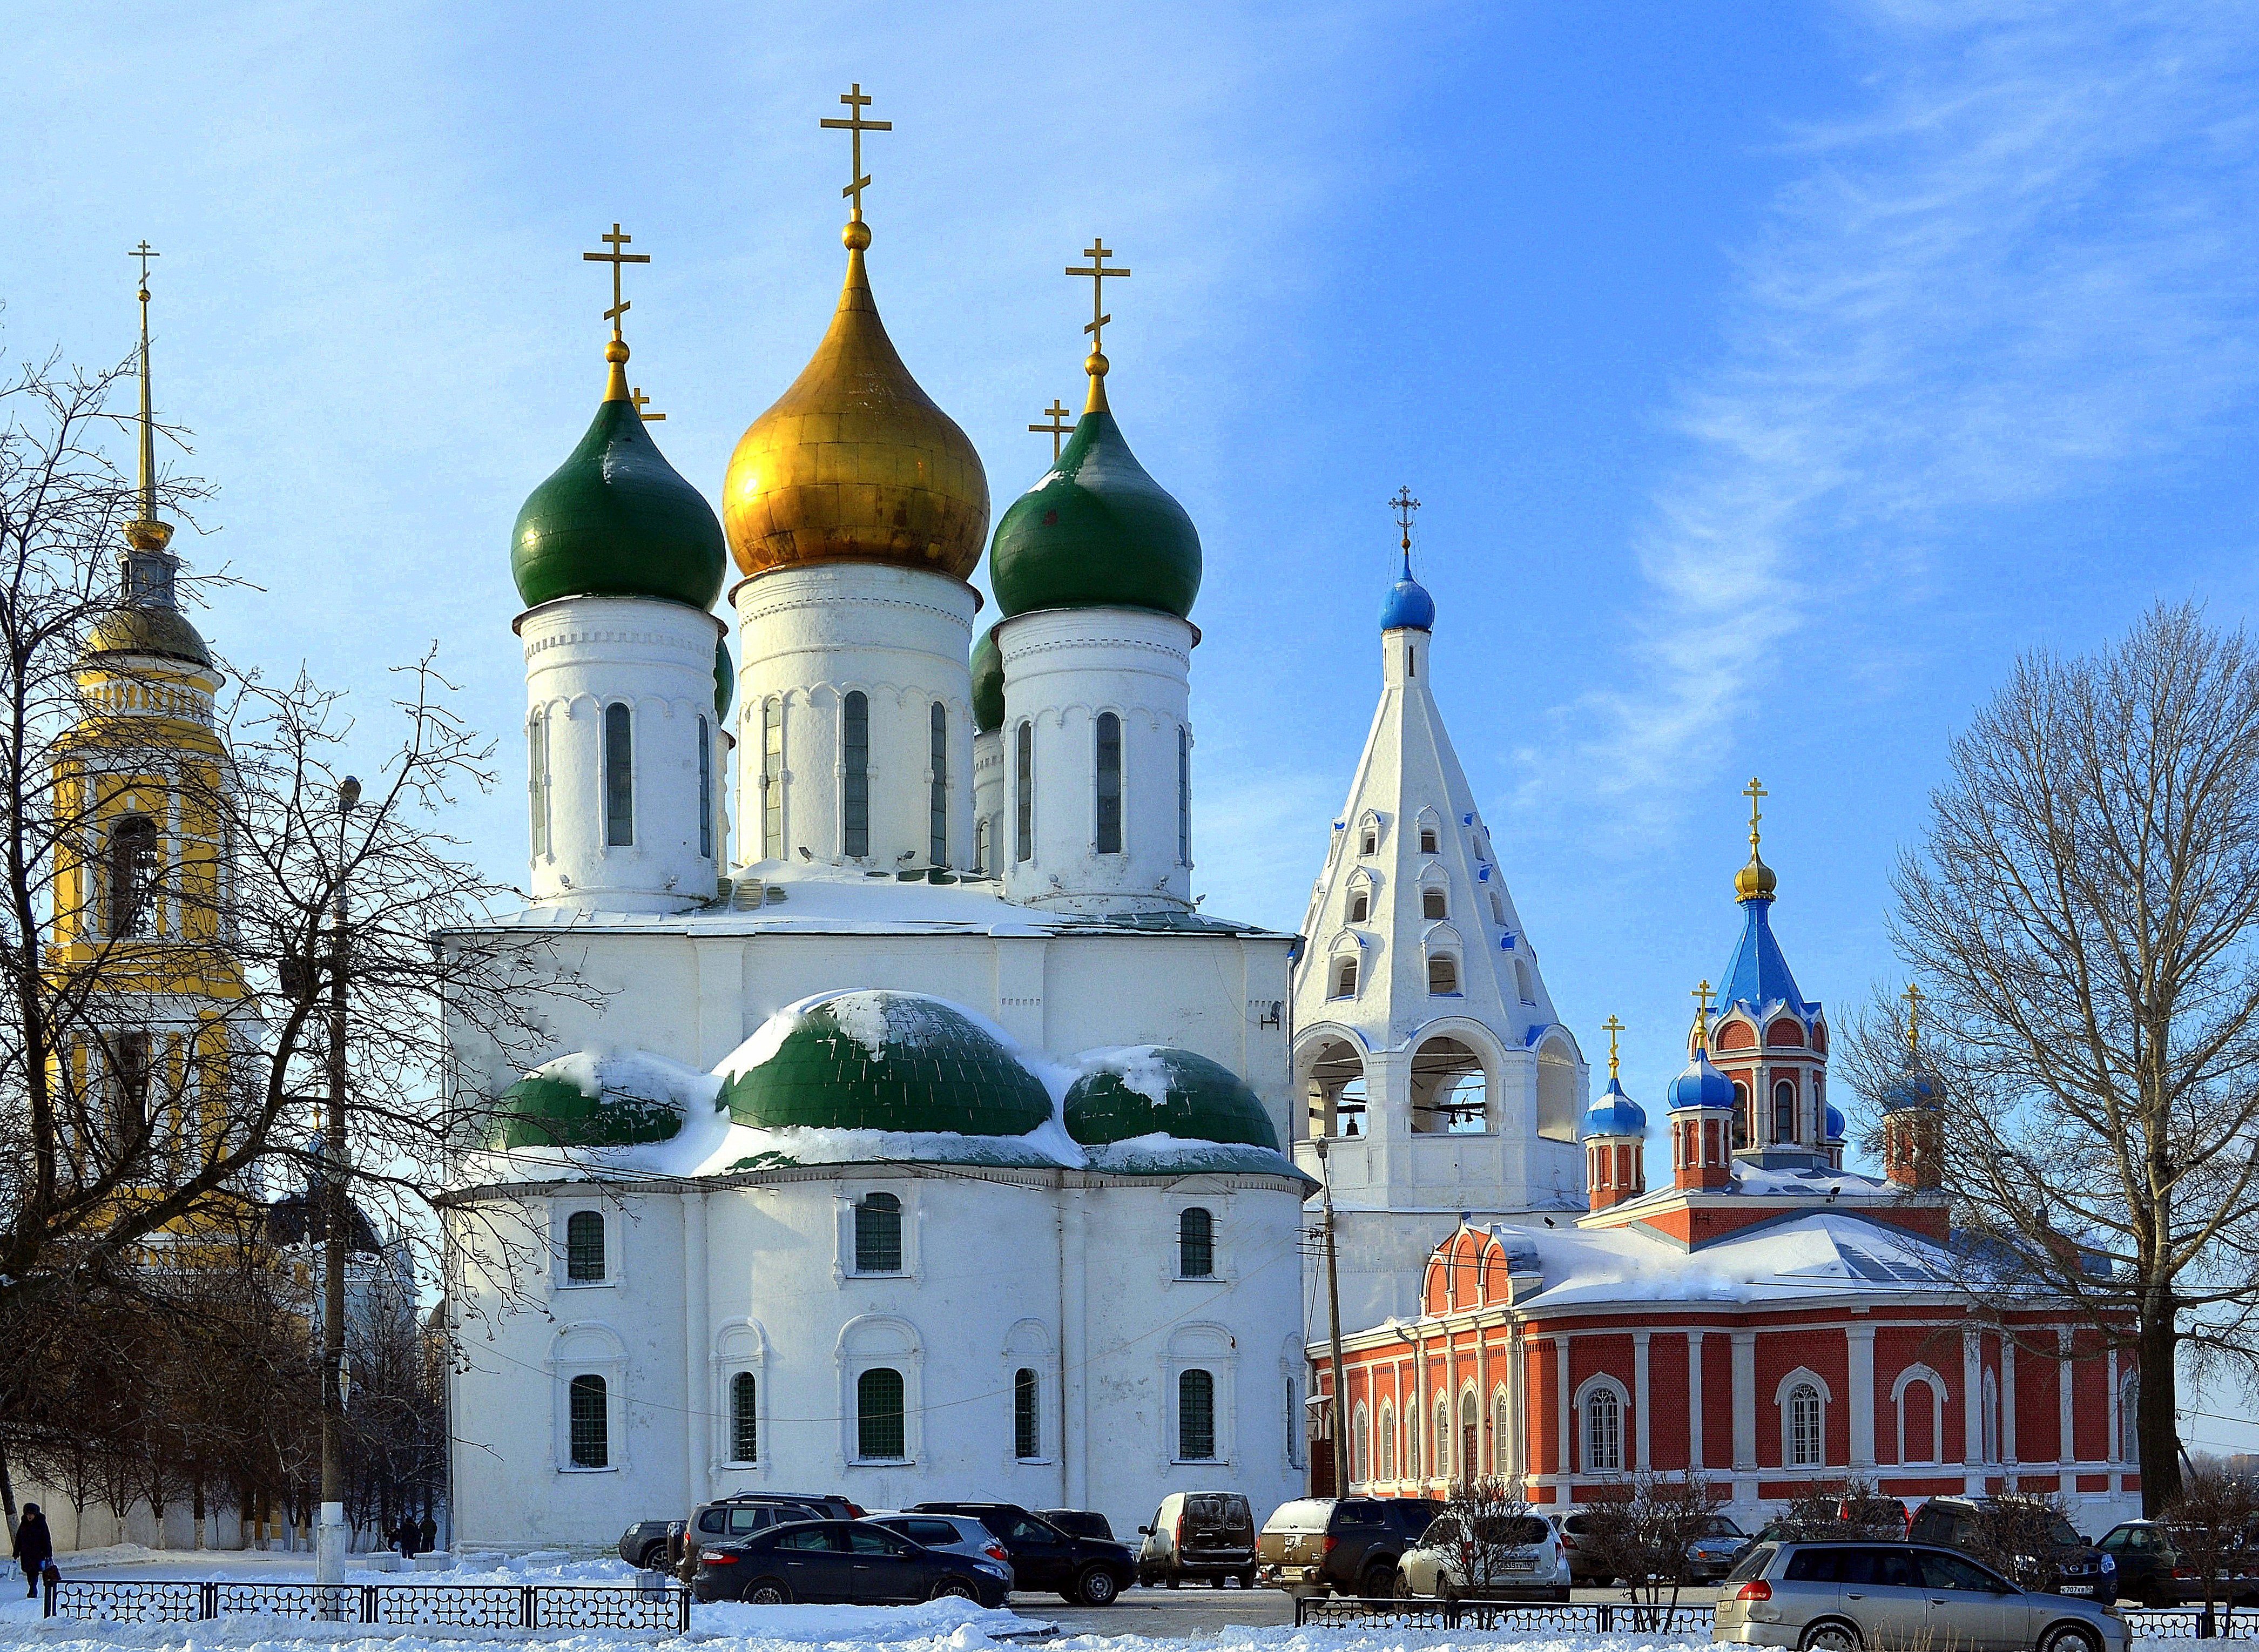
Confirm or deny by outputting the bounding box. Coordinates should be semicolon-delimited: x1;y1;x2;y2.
1289;494;1588;1330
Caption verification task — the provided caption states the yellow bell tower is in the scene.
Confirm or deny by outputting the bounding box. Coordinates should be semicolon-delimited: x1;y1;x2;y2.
48;247;248;1212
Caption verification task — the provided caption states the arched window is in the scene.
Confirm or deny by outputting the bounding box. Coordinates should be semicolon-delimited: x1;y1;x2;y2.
698;715;713;860
1178;1368;1216;1460
1406;1398;1421;1476
1434;1397;1449;1477
1419;826;1439;854
858;1367;906;1460
854;1191;902;1273
1349;889;1369;923
1015;1367;1041;1459
1731;1081;1752;1149
1306;1039;1364;1139
1494;1390;1512;1475
1352;1403;1370;1486
1360;827;1377;855
1461;1389;1480;1483
973;817;989;875
1422;887;1447;920
603;703;633;847
1981;1368;2000;1464
1585;1387;1622;1472
1489;891;1505;925
841;691;869;858
1411;1036;1486;1134
1177;726;1191;866
565;1210;605;1282
1788;1382;1824;1467
1094;712;1123;854
528;713;551;859
568;1374;608;1468
106;814;159;939
1178;1206;1214;1278
731;1371;758;1463
1379;1401;1397;1480
1773;1079;1797;1142
1896;1373;1941;1465
1333;957;1357;998
1514;959;1535;1003
1427;954;1459;995
928;702;948;867
1014;722;1033;862
760;700;783;859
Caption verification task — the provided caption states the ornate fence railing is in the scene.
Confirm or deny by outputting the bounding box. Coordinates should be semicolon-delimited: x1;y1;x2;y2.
1292;1594;2256;1640
43;1577;692;1633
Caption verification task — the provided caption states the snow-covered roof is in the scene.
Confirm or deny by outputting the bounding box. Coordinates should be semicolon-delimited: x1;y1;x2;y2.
1480;1210;1961;1310
1592;1154;1896;1224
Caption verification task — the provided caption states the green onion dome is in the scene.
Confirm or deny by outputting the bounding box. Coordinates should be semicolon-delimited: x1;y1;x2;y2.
720;991;1052;1136
510;345;728;612
485;1051;699;1151
988;407;1201;621
86;604;213;669
714;636;734;719
1063;1046;1279;1150
970;624;1004;733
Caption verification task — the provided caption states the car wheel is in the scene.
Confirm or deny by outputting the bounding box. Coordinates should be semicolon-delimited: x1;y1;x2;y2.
1360;1560;1397;1600
1165;1575;1179;1589
1075;1567;1121;1607
743;1579;791;1606
930;1578;977;1602
1799;1622;1863;1652
635;1542;666;1571
2039;1628;2101;1652
2141;1582;2175;1609
1239;1570;1258;1589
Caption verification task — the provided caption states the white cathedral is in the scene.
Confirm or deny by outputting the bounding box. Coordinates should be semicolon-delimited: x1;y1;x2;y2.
443;137;1589;1548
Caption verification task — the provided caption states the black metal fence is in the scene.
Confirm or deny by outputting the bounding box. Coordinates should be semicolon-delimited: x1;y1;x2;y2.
1293;1594;2258;1639
43;1576;692;1633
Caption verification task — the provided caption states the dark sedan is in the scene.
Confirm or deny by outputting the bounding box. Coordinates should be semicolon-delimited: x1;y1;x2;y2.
694;1518;1010;1607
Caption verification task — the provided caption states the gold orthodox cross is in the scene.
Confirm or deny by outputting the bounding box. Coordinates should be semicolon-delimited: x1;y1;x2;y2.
821;83;891;220
1067;239;1130;355
1602;1014;1625;1080
1743;776;1768;850
1903;981;1925;1051
1691;979;1715;1051
1030;398;1073;460
1391;485;1421;551
129;240;160;296
631;388;664;422
583;223;650;341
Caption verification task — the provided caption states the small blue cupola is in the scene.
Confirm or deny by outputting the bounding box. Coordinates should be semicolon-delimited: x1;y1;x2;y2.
1584;1019;1649;1211
1583;1075;1647;1139
1668;1048;1736;1114
1380;551;1435;633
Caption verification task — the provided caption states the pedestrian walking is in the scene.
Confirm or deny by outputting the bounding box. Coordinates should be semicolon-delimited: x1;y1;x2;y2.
12;1503;52;1600
419;1511;435;1554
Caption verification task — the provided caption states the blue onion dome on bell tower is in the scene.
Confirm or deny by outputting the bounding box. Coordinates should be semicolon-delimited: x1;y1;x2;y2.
1379;487;1433;631
1583;1076;1647;1139
1670;992;1737;1112
1882;983;1940;1111
1824;1102;1848;1144
510;325;728;613
988;247;1202;620
970;623;1004;733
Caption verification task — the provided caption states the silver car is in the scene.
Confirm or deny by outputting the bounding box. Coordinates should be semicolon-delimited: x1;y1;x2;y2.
1715;1539;2129;1652
867;1512;1017;1590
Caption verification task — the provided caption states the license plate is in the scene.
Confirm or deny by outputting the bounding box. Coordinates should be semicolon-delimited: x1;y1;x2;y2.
1503;1562;1537;1572
2061;1585;2094;1596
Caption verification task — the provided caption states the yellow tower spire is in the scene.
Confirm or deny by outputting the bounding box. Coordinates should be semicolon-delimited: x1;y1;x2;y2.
124;241;173;556
582;222;649;404
1066;239;1130;413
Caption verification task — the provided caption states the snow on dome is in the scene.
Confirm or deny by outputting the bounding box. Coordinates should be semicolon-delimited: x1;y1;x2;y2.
1668;1048;1737;1113
1581;1075;1647;1139
1063;1045;1280;1151
485;1049;722;1152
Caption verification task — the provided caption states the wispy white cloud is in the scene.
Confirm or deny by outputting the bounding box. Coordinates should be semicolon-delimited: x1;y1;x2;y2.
1521;0;2259;838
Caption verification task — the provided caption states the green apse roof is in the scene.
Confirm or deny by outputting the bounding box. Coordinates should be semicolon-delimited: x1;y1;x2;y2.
988;408;1201;620
1063;1047;1280;1150
486;1073;684;1152
511;376;728;612
714;635;734;719
970;624;1003;733
722;992;1053;1136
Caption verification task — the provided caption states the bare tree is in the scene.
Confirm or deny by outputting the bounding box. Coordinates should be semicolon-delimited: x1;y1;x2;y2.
2165;1462;2259;1629
1424;1475;1554;1601
1582;1467;1720;1628
1867;604;2259;1513
1777;1474;1910;1540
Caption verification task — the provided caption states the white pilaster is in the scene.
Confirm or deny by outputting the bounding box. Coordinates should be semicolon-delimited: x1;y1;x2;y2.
1848;1322;1876;1471
1634;1330;1651;1472
683;1190;709;1507
1964;1329;1985;1493
1731;1331;1757;1493
1688;1331;1705;1471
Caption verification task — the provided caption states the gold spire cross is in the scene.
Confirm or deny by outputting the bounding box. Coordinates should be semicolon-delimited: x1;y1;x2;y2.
631;388;664;423
820;83;892;220
1904;981;1925;1051
130;240;160;295
1691;979;1716;1053
1743;776;1768;852
1391;485;1421;552
1030;397;1073;461
582;223;650;341
1067;240;1131;356
1602;1014;1625;1081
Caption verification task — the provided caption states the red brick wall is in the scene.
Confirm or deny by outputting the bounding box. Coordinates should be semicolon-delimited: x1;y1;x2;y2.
1755;1327;1850;1468
2014;1336;2060;1464
1703;1333;1735;1471
1648;1332;1691;1470
1528;1337;1559;1478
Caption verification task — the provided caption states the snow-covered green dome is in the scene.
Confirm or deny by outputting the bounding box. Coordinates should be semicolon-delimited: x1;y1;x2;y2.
720;992;1052;1136
1063;1047;1279;1150
487;1051;706;1150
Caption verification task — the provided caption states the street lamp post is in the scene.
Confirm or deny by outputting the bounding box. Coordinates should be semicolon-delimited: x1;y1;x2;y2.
315;776;359;1601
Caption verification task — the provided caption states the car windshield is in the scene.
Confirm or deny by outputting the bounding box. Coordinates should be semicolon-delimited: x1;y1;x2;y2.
1475;1516;1549;1547
1004;1514;1061;1543
2046;1517;2083;1548
1698;1517;1745;1539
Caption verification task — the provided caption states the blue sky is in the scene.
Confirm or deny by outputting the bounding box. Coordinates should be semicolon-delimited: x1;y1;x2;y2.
7;3;2258;1446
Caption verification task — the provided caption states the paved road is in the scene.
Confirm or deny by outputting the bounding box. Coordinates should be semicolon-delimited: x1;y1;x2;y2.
1012;1584;1722;1638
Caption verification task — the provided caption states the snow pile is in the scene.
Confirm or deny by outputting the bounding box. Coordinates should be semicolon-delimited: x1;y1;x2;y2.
1069;1046;1177;1108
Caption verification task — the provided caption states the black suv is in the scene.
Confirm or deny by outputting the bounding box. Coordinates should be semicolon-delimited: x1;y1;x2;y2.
1909;1496;2117;1604
911;1501;1137;1605
675;1494;856;1579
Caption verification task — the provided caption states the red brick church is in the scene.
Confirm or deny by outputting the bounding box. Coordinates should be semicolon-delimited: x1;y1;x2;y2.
1311;833;2140;1533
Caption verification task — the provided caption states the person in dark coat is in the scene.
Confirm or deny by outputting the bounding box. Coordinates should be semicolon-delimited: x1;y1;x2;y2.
417;1512;436;1555
392;1515;418;1558
12;1504;52;1599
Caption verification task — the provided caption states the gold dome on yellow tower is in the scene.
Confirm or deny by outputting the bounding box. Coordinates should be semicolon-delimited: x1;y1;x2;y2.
722;224;989;582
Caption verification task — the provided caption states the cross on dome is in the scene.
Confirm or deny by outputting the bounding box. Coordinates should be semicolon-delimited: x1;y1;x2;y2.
1029;397;1073;461
1067;239;1130;408
820;82;892;227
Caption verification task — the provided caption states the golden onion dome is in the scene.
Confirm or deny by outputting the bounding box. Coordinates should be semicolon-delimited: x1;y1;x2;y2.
723;225;989;582
1734;848;1777;902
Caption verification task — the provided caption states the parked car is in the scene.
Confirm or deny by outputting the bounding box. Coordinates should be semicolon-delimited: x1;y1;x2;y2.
693;1518;1009;1607
1685;1515;1752;1583
1550;1510;1613;1586
676;1496;835;1580
1136;1492;1258;1588
1714;1538;2128;1652
2095;1520;2259;1607
1909;1496;2117;1604
911;1500;1137;1605
1256;1495;1444;1599
866;1512;1019;1589
618;1518;683;1571
1043;1509;1117;1542
1398;1511;1569;1602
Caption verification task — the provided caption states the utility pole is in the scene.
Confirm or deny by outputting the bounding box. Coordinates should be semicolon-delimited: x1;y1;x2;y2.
316;777;359;1601
1314;1134;1346;1495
